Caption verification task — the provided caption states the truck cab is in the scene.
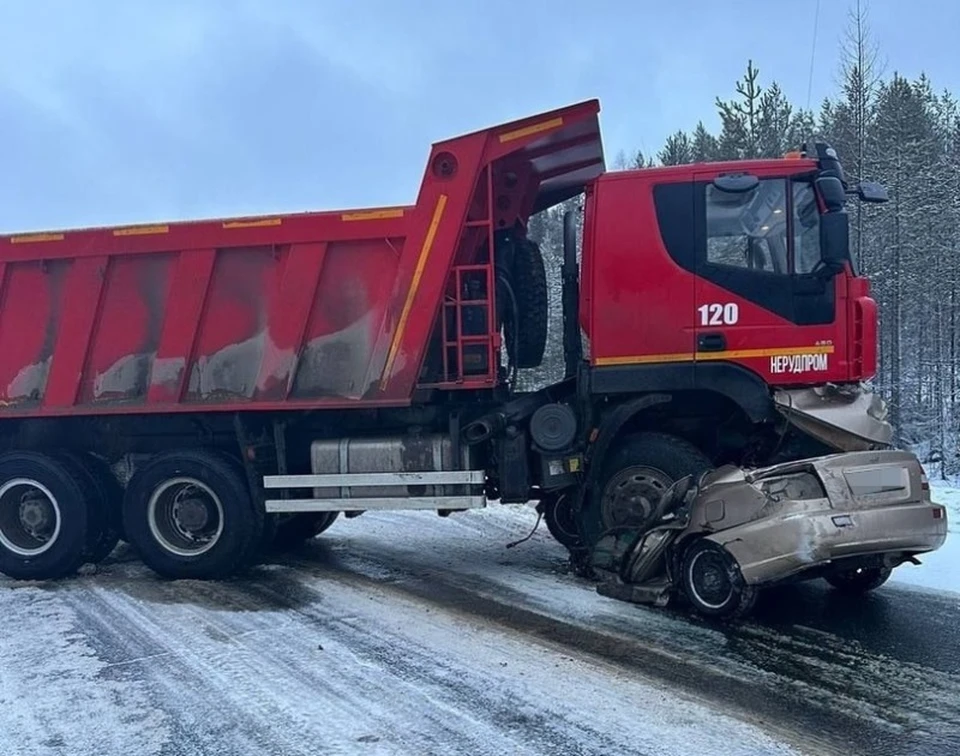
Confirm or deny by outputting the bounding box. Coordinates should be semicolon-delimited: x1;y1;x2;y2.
580;146;889;459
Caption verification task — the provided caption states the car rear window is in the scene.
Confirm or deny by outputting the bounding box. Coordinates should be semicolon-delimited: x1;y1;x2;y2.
844;466;909;496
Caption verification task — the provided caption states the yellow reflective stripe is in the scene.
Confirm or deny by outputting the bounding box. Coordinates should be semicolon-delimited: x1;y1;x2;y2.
499;117;564;143
595;344;834;367
380;194;448;389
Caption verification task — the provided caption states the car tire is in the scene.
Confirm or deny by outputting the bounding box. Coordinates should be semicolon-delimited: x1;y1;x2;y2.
825;565;892;594
681;539;757;619
0;451;90;580
123;450;264;580
581;432;712;548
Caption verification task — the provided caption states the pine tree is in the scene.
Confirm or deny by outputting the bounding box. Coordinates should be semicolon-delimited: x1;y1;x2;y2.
716;60;764;158
839;0;884;270
756;82;794;157
658;130;693;166
690;122;719;161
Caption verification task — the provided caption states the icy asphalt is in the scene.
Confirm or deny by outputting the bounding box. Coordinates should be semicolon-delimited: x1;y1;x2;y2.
0;487;958;756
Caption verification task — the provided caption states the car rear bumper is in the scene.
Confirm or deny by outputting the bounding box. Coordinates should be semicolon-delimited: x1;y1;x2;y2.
708;501;948;586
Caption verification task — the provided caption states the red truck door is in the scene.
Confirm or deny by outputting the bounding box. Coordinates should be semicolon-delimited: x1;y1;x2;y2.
692;171;847;385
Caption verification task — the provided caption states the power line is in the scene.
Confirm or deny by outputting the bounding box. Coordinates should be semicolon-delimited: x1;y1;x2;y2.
806;0;821;110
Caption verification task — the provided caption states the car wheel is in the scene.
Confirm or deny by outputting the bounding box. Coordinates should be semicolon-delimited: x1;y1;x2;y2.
541;494;581;549
681;539;757;619
825;565;892;594
0;452;90;580
123;450;264;579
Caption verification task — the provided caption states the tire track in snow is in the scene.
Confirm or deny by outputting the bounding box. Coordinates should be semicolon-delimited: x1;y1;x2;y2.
284;510;960;755
1;559;797;756
0;583;170;756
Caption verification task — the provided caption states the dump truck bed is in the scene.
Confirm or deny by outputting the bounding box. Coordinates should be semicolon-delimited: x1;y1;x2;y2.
0;101;604;418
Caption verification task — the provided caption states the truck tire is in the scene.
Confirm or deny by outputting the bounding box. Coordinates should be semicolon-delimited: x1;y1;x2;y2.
272;512;338;550
582;432;711;548
123;450;265;580
681;539;757;619
540;494;582;549
499;238;548;370
0;451;90;580
58;452;123;564
84;455;125;561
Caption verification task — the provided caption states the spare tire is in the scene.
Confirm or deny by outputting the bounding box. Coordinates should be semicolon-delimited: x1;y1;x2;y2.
498;237;548;370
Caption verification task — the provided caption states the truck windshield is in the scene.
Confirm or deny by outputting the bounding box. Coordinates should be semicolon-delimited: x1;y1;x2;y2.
705;178;821;275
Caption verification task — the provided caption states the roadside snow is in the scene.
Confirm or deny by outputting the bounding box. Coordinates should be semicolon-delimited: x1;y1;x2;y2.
889;484;960;596
0;584;170;755
0;560;800;756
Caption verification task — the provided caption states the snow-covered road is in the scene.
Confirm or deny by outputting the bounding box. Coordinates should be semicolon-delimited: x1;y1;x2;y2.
0;486;957;756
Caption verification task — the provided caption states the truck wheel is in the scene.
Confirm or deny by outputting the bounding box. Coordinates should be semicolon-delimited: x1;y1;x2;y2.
84;456;125;561
123;450;264;579
825;565;892;594
0;452;90;580
272;512;338;550
681;539;757;619
541;494;582;549
582;432;711;547
58;453;123;564
499;239;548;370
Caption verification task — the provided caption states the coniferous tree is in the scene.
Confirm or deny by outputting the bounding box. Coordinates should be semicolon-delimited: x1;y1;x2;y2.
691;122;719;162
658;131;693;166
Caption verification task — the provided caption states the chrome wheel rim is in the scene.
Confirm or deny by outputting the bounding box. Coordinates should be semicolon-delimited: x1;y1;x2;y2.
687;548;734;609
147;477;224;557
0;478;62;557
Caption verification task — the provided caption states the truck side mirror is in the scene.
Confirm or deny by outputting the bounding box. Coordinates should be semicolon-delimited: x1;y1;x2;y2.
818;211;849;277
815;175;847;212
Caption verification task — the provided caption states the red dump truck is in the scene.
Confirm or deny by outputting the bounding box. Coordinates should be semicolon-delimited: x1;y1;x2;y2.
0;99;893;582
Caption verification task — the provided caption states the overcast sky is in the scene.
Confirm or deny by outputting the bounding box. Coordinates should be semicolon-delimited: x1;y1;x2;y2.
2;0;957;232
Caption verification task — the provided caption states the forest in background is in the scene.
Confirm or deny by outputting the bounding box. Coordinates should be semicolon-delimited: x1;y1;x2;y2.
527;2;960;477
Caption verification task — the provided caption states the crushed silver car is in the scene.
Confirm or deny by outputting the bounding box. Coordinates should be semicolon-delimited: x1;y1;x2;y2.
590;449;948;619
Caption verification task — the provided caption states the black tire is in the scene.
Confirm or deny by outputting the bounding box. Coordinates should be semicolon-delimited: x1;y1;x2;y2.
58;453;123;564
825;565;892;594
500;238;548;370
271;512;338;550
0;451;90;580
541;495;582;549
580;432;711;548
123;450;265;580
681;539;757;619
